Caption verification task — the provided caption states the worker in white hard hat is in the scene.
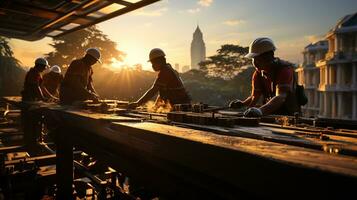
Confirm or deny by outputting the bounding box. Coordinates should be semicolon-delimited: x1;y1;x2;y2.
229;37;301;117
21;57;55;101
128;48;191;109
41;65;64;99
60;48;101;105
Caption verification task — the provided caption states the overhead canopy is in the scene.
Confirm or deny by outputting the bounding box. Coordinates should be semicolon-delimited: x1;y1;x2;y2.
0;0;160;41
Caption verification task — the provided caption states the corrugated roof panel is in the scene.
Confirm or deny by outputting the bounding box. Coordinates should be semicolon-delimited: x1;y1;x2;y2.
0;0;161;41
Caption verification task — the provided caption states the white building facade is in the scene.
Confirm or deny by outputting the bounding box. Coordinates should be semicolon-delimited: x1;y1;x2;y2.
298;13;357;120
297;41;328;117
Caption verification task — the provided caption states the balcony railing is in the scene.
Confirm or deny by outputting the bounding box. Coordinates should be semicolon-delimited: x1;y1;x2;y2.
325;51;357;60
325;52;335;60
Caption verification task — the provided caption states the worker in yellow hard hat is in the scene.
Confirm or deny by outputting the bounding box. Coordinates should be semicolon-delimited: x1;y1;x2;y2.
128;48;191;108
229;37;303;117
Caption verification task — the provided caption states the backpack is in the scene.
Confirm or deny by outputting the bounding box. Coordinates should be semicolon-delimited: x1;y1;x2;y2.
259;58;308;107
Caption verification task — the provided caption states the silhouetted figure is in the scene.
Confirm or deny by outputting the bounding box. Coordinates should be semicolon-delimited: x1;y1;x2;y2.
21;57;53;101
42;65;63;98
60;48;101;105
229;37;303;117
128;48;191;108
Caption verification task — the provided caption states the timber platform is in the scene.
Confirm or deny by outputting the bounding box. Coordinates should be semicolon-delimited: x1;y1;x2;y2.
1;96;357;199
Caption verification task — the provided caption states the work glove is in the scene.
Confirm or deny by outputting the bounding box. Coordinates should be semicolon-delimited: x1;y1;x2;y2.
229;99;244;109
244;107;263;118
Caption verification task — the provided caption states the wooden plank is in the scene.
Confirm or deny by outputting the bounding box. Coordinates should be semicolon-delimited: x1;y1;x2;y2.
261;122;357;138
0;145;23;153
43;107;357;198
48;108;357;176
167;112;259;127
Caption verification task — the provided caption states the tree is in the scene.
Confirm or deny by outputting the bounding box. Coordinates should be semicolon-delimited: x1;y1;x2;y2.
199;44;250;79
46;25;124;68
0;37;15;57
0;36;25;96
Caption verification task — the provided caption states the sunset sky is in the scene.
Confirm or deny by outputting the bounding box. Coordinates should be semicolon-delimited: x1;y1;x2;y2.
10;0;357;71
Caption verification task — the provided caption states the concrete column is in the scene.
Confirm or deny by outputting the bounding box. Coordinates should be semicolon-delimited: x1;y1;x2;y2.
355;34;357;52
355;34;357;53
324;92;329;117
331;92;337;118
319;92;324;116
337;93;343;118
329;66;334;85
353;63;357;88
335;35;342;52
353;92;357;120
325;66;329;86
336;64;342;87
305;71;309;86
339;35;344;52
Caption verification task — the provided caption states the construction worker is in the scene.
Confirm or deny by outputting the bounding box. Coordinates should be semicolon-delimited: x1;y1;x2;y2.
60;48;101;105
42;65;63;99
21;57;54;101
128;48;191;108
229;37;300;117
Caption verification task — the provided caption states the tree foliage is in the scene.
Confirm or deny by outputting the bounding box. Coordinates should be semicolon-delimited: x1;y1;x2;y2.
199;44;250;79
0;36;14;57
46;26;124;68
181;67;254;105
89;67;254;106
0;36;25;96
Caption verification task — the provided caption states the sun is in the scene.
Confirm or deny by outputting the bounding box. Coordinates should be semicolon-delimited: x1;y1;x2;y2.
108;46;152;71
109;58;125;70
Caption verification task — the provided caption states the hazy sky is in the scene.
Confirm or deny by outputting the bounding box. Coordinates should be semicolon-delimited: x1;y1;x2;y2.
10;0;357;70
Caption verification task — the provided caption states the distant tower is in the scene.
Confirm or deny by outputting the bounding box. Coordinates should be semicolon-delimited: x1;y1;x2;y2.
190;25;206;70
182;65;190;73
174;63;180;72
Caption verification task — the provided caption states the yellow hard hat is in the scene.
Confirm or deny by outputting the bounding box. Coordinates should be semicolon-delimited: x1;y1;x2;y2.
245;37;276;59
148;48;166;62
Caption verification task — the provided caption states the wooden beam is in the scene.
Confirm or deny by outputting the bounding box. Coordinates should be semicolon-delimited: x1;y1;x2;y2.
55;0;161;38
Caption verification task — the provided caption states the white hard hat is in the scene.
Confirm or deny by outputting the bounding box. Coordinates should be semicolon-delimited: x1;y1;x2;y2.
148;48;166;62
245;37;276;59
86;48;102;63
35;57;49;68
50;65;61;74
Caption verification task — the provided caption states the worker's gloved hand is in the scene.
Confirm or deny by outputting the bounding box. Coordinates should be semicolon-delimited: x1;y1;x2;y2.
127;102;138;109
229;99;244;109
244;107;263;118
